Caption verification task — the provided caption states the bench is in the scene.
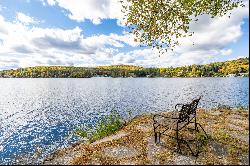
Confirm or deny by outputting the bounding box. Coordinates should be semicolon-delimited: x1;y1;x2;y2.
153;96;208;156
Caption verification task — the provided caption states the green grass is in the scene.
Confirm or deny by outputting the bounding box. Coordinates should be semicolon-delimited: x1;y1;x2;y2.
75;110;124;143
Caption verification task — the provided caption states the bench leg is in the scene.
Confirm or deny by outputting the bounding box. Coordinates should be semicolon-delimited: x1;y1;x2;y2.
195;116;199;131
155;132;157;143
197;123;208;138
176;130;181;153
155;132;161;144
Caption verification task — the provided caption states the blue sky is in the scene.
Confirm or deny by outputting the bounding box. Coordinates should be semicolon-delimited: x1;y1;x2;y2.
0;0;249;70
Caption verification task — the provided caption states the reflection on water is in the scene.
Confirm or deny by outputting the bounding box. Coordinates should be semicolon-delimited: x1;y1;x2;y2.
0;77;249;164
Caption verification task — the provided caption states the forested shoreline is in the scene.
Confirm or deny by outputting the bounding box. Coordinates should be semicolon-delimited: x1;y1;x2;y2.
0;57;248;78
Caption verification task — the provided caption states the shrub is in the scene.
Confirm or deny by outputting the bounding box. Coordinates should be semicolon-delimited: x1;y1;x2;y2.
75;110;124;143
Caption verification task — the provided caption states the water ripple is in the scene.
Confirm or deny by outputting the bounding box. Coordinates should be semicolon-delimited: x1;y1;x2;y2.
0;77;248;164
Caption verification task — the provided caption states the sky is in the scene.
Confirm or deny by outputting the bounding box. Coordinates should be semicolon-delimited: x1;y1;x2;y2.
0;0;249;70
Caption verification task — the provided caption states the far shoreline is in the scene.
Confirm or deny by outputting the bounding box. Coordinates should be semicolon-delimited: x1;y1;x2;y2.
0;58;248;78
0;76;249;78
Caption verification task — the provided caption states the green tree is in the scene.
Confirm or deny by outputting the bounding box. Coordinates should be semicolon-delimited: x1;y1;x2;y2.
121;0;244;53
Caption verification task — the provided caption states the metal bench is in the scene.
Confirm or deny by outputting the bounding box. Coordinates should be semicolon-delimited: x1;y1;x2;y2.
153;96;208;156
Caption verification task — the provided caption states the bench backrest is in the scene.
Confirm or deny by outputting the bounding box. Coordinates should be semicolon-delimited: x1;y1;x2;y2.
178;97;201;123
178;104;191;123
189;97;201;114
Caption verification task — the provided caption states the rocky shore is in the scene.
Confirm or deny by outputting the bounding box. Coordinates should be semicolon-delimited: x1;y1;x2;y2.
43;108;249;165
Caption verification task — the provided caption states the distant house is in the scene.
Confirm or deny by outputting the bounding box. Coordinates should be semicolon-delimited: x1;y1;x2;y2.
146;74;153;78
227;74;236;77
238;73;249;77
227;73;248;77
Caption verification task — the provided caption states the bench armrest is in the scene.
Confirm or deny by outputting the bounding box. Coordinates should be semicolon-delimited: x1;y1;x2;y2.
175;103;183;109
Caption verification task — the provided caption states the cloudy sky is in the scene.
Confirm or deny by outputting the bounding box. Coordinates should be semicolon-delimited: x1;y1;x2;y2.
0;0;249;70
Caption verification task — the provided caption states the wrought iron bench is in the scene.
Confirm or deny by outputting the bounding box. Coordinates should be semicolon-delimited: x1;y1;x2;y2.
153;96;208;156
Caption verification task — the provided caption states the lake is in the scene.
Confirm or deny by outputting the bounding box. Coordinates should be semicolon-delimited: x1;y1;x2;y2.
0;77;249;164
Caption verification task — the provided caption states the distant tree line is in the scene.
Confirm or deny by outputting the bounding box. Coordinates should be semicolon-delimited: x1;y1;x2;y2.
0;57;248;78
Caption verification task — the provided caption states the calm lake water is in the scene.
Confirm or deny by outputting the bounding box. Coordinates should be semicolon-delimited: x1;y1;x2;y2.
0;77;249;164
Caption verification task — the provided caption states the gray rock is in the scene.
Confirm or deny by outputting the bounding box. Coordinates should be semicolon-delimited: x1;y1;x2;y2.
147;136;167;165
228;124;244;131
92;131;129;145
209;111;222;116
230;133;249;143
103;146;138;159
173;154;197;165
209;142;228;157
135;123;153;132
240;154;249;165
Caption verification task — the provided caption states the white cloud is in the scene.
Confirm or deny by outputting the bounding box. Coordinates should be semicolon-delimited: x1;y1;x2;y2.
16;12;39;25
0;1;249;70
228;55;246;61
47;0;56;5
0;15;8;35
39;0;46;6
45;0;124;25
220;49;233;56
0;14;138;70
110;2;249;67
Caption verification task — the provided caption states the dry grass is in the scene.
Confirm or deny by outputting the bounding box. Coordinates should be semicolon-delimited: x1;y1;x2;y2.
43;108;249;165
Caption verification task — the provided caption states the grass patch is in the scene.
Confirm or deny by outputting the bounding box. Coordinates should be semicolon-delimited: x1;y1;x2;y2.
75;110;124;143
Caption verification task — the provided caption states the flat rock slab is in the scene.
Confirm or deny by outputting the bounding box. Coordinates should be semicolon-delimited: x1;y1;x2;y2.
230;133;249;143
119;160;136;165
227;114;248;125
240;154;249;165
103;146;138;159
88;158;101;165
42;142;87;165
147;136;167;165
43;150;82;165
209;142;228;157
173;155;197;165
228;119;246;126
204;126;214;134
209;111;222;116
237;134;249;143
135;123;153;132
228;124;244;131
228;114;245;120
92;131;128;145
